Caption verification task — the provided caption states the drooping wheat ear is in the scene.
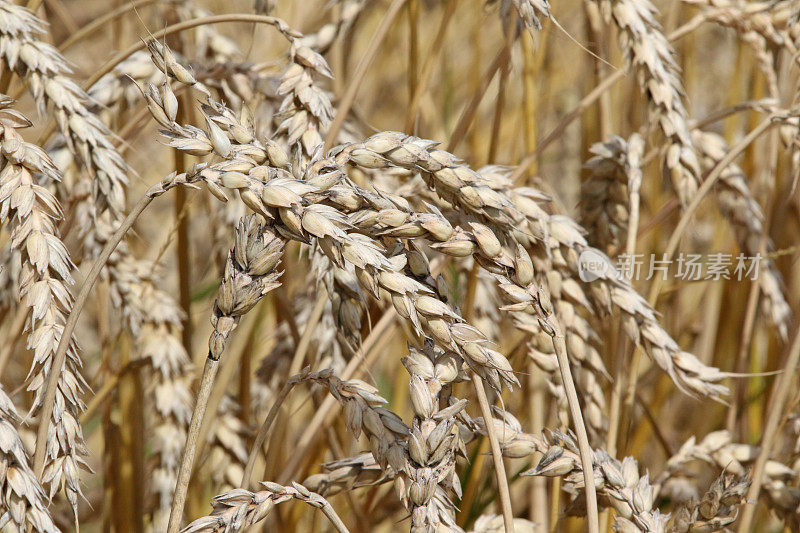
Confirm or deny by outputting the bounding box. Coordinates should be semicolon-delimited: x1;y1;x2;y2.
337;131;727;399
328;172;605;443
274;28;333;164
693;130;791;340
208;215;285;360
544;215;729;399
600;0;701;206
145;99;520;393
580;134;644;253
454;407;664;531
0;385;58;532
311;252;366;348
0;1;128;217
0;95;87;518
180;481;350;533
144;82;532;529
288;366;465;531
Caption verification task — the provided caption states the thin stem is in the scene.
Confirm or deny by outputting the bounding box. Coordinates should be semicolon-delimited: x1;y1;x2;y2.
619;116;776;454
241;380;296;488
737;323;800;531
288;289;328;376
447;45;510;153
509;12;710;184
319;502;351;533
407;0;419;100
84;14;302;91
174;154;193;359
57;0;159;52
725;275;761;434
32;193;155;479
166;356;221;533
404;0;457;133
472;373;515;533
324;0;408;151
545;316;599;533
35;15;292;146
278;311;396;482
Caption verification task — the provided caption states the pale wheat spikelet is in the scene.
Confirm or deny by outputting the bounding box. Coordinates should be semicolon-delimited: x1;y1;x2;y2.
169;214;286;530
0;95;87;518
401;341;468;531
209;215;284;360
466;414;752;532
580;134;644;253
295;369;410;472
311;252;366;348
456;409;667;531
693;130;791;340
0;1;128;216
144;102;519;392
525;433;668;531
329;176;608;439
542;215;729;400
0;385;58;533
599;0;701;206
271;26;333;164
180;481;349;533
206;396;250;492
293;366;465;531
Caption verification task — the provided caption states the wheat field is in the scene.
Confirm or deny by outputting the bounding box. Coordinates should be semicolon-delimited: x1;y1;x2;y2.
0;0;798;531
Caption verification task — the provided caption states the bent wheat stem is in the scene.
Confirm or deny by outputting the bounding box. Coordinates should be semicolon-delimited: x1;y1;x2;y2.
32;193;154;478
